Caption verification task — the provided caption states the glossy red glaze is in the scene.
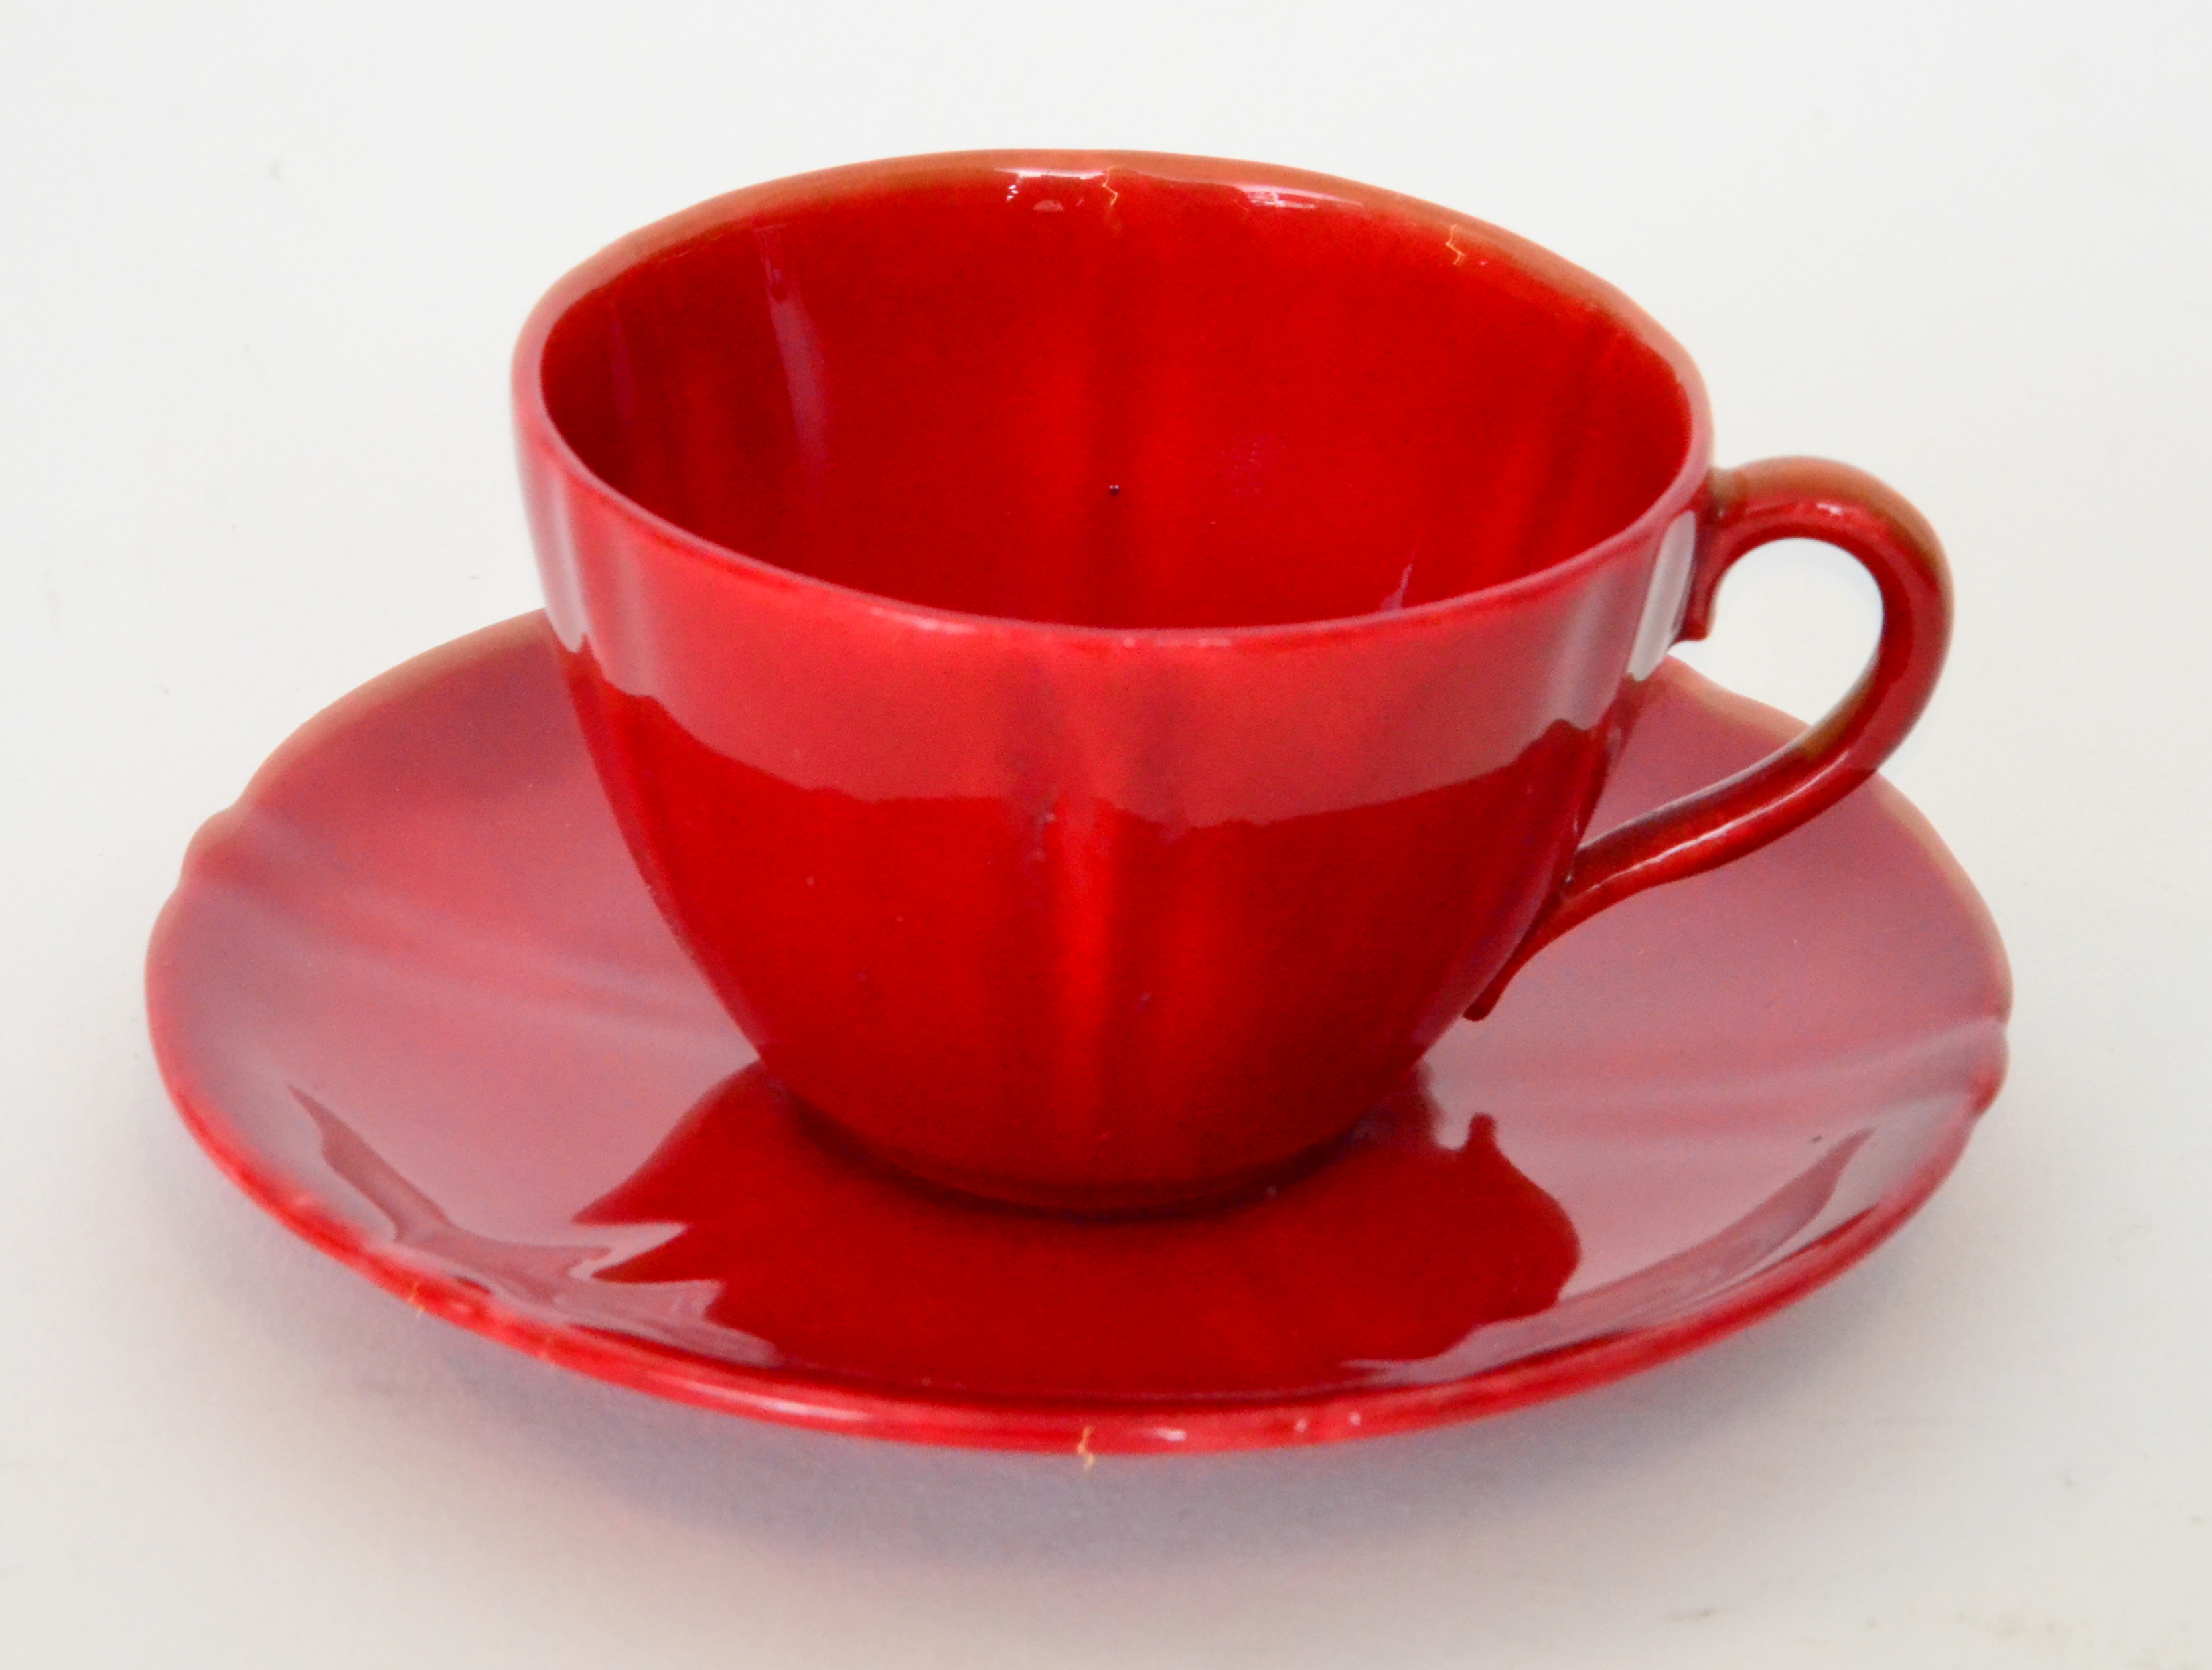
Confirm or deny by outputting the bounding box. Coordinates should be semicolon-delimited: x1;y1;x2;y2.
147;617;2008;1452
514;151;1952;1210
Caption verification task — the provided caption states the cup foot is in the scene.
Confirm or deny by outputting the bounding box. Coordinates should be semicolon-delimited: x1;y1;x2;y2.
774;1077;1378;1220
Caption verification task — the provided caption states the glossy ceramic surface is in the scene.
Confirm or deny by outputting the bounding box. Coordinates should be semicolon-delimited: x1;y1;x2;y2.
516;151;1953;1209
147;616;2010;1453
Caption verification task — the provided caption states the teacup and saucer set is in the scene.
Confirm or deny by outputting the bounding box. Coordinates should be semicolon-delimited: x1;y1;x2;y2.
147;152;2009;1454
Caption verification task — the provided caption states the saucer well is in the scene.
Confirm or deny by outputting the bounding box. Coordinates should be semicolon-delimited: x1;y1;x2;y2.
147;614;2010;1453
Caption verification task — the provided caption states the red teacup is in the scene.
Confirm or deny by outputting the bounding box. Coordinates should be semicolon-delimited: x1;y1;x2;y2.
515;151;1949;1213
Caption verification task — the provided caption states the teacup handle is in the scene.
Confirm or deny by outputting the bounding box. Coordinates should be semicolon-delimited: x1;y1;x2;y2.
1467;457;1953;1018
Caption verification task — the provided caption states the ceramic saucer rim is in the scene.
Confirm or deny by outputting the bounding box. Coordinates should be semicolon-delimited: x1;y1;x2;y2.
146;614;2006;1455
149;1045;1980;1452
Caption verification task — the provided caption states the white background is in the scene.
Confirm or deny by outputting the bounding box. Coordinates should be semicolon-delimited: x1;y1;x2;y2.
3;2;2208;1665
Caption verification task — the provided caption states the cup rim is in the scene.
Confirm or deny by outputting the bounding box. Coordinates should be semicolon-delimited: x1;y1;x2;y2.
513;149;1715;645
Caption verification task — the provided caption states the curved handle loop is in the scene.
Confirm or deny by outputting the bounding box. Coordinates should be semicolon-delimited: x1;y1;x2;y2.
1468;457;1953;1019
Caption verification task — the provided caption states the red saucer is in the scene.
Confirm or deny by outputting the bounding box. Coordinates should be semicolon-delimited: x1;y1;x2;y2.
147;615;2009;1453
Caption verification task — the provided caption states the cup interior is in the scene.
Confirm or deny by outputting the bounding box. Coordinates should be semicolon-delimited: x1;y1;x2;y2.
538;159;1693;631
